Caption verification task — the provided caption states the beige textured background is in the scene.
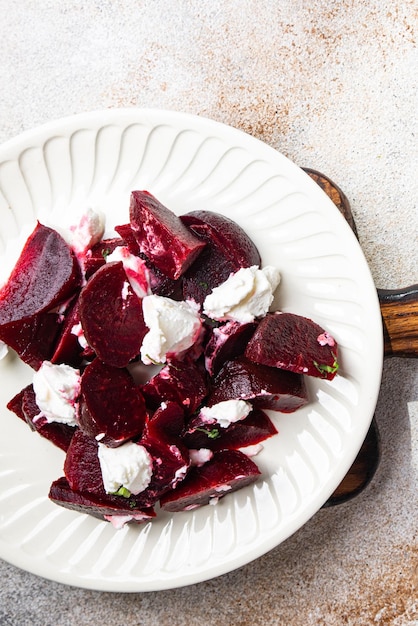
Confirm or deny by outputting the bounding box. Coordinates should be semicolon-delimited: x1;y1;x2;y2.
0;1;417;624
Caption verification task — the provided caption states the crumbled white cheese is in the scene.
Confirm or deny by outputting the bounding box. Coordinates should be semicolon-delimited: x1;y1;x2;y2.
0;341;8;360
32;361;81;426
121;280;130;301
168;444;190;487
200;399;252;429
140;295;202;365
189;448;214;467
70;322;88;349
203;265;281;323
238;443;264;457
98;441;153;495
106;246;152;299
317;331;336;347
69;207;106;255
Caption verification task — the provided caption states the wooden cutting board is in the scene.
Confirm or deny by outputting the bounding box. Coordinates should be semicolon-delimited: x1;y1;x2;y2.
303;168;418;506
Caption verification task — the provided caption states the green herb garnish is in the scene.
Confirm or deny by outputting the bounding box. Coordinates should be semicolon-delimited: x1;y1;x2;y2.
112;486;132;498
313;358;339;377
101;247;111;260
195;426;221;440
145;354;164;366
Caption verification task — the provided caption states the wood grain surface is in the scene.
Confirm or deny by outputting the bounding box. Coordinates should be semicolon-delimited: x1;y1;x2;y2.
303;168;417;505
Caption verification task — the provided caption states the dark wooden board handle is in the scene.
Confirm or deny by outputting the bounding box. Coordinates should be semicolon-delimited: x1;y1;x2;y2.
303;168;417;505
378;286;418;358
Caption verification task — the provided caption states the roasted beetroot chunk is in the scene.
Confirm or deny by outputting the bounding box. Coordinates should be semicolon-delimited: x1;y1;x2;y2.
141;357;208;415
0;222;81;318
78;359;147;447
50;298;86;368
49;476;156;525
204;321;257;376
180;211;261;303
64;430;104;493
129;190;206;280
207;356;308;412
114;223;141;255
79;261;148;367
245;312;339;380
0;222;81;368
21;385;76;451
160;449;261;512
7;384;75;451
61;425;185;510
6;387;28;422
115;223;183;298
0;311;63;371
145;401;185;439
138;434;190;506
183;407;277;451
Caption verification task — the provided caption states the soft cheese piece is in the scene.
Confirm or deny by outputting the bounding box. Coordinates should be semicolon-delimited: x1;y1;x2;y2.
68;207;106;255
199;399;252;429
189;448;214;466
106;246;152;299
140;294;202;364
70;322;88;349
33;361;81;426
203;265;281;323
0;340;8;360
98;441;153;495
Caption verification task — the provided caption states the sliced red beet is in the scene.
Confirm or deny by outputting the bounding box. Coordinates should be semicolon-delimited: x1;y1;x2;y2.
49;476;156;525
129;190;206;280
50;297;86;368
159;449;261;512
78;261;148;367
207;356;308;413
182;211;261;268
21;385;76;451
115;223;182;303
141;357;208;415
145;401;185;439
204;320;257;376
115;223;182;296
6;386;29;422
245;312;339;380
180;211;261;303
78;358;147;447
114;223;141;255
20;384;43;432
183;407;277;451
142;259;183;299
137;432;191;507
115;228;183;297
0;222;81;321
61;427;179;510
0;312;62;370
7;383;75;451
64;429;104;493
0;222;82;368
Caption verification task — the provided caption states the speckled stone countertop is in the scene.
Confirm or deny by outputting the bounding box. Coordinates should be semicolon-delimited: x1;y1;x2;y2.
0;2;417;624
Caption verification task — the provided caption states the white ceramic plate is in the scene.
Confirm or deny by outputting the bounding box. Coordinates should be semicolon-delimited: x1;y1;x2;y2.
0;109;383;591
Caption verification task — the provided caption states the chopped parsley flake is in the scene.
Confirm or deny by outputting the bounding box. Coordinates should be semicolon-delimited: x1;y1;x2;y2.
313;358;339;376
196;426;221;440
112;486;132;498
145;354;164;366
